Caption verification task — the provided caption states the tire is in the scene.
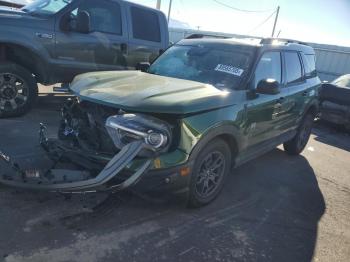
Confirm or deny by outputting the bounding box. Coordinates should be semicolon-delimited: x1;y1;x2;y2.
188;138;232;208
0;62;38;118
283;113;315;155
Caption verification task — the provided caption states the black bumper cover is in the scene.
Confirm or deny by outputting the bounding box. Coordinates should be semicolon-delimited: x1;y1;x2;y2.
0;144;190;195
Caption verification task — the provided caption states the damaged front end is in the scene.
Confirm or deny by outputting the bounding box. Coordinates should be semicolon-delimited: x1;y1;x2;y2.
0;99;174;193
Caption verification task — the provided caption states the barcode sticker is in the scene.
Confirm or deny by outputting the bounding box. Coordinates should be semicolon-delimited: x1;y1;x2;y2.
214;64;244;76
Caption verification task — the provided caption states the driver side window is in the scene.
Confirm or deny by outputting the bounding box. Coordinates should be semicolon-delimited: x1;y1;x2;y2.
254;52;282;88
69;0;122;35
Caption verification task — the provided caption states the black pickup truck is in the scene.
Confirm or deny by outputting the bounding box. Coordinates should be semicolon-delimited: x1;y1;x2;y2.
0;0;169;117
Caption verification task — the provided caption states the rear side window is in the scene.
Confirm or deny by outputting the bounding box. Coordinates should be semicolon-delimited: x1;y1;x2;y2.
303;54;317;77
285;52;303;84
131;7;161;42
254;52;282;87
79;0;122;35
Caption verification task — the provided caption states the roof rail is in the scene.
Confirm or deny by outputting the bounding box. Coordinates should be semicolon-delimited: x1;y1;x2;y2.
185;34;231;40
260;38;309;46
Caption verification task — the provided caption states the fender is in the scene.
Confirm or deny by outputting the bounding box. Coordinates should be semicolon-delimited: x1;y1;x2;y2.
0;32;51;62
0;39;51;83
188;123;242;165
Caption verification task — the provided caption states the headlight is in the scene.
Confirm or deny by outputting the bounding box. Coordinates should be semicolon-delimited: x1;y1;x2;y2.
105;113;171;156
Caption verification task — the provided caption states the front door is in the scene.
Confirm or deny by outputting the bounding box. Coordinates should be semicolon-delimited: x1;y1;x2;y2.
245;51;290;147
54;0;128;82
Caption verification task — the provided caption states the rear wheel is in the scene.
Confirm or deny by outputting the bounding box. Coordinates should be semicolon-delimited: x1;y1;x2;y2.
0;63;38;118
188;138;232;207
283;113;315;155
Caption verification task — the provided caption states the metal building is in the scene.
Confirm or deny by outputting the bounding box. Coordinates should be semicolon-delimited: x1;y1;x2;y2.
309;43;350;81
169;28;350;81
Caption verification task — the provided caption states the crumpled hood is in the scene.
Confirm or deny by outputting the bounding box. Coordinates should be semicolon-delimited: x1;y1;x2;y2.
70;71;235;114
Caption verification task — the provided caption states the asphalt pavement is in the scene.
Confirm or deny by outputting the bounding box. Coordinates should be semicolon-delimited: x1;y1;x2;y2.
0;93;349;262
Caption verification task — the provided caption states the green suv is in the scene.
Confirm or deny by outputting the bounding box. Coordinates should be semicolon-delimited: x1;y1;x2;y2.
0;37;320;207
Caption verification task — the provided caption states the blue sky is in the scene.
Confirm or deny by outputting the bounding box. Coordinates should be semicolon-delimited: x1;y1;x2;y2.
130;0;350;47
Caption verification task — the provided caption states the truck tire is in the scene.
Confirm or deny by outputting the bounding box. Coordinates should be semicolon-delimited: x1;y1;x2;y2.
0;62;38;118
283;112;315;155
188;138;232;208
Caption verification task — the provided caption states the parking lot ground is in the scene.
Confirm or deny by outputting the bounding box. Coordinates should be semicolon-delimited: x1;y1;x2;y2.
0;95;349;262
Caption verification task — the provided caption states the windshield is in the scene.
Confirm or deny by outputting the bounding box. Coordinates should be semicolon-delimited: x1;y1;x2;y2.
148;44;254;90
22;0;73;16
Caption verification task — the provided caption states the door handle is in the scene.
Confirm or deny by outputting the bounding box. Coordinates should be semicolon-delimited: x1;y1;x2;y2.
277;97;285;103
302;91;308;96
274;102;282;109
274;97;285;110
112;43;128;54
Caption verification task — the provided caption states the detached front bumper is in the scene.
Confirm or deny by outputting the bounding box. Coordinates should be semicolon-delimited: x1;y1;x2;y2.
0;123;192;194
0;140;153;193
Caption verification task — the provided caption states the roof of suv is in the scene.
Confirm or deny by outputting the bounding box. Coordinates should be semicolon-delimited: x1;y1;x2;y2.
178;37;315;55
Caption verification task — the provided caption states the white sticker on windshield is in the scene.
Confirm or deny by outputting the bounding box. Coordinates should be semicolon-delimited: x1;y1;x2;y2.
214;64;244;76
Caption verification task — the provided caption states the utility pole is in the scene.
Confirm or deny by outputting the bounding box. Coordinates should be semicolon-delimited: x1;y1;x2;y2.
271;6;280;37
156;0;161;10
167;0;173;24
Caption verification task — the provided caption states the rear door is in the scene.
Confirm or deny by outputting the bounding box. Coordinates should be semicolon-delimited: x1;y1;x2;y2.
124;3;168;68
54;0;128;81
283;51;313;129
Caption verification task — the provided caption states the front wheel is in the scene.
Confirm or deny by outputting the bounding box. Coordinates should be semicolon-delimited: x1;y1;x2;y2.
283;113;315;155
188;138;232;208
0;62;38;118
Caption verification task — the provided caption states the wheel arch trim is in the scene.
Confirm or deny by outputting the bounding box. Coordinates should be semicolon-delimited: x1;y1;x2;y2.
188;124;242;167
0;41;50;83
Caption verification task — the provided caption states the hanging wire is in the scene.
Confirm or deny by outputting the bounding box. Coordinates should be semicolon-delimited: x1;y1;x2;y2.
213;0;275;13
248;10;277;33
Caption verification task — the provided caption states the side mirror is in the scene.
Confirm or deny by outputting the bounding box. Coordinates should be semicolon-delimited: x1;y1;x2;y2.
136;62;150;72
76;11;91;34
256;79;280;95
59;12;72;31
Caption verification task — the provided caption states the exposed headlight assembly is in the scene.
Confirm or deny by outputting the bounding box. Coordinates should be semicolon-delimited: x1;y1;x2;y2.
105;114;172;156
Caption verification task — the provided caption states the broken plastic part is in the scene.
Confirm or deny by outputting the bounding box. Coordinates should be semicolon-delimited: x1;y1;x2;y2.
0;140;152;193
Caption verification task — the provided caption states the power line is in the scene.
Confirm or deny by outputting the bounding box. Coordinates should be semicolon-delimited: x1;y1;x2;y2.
213;0;274;13
271;6;280;37
167;0;173;23
248;10;277;34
